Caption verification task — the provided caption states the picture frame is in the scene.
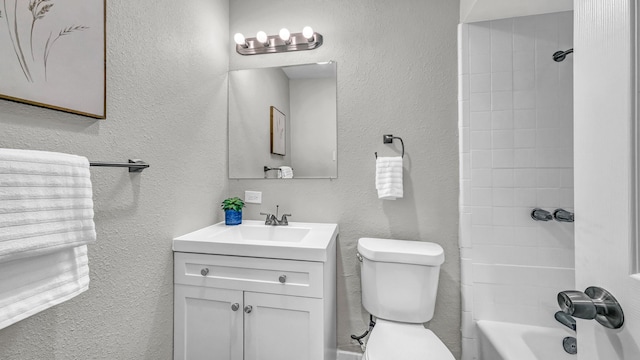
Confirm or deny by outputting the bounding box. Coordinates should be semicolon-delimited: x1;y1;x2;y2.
270;106;286;156
0;0;106;118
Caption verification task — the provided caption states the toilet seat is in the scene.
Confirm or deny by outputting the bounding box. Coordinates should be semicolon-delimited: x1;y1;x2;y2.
363;319;455;360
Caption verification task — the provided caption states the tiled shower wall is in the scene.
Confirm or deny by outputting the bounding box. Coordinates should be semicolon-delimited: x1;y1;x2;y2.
458;12;575;360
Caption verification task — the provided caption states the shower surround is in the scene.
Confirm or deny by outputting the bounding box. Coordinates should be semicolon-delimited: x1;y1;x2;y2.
458;12;575;360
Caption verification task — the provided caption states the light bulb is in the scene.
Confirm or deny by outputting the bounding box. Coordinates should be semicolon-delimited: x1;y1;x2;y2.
279;28;291;42
233;33;246;46
302;26;314;39
256;31;268;44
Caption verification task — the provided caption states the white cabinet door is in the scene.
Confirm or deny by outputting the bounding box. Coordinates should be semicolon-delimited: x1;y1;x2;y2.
174;285;243;360
575;0;640;358
243;292;324;360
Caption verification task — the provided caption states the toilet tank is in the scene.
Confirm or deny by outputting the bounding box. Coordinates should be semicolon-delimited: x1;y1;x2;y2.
358;237;445;323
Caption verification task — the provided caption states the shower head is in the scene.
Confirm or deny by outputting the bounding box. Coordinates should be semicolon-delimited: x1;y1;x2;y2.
553;48;574;62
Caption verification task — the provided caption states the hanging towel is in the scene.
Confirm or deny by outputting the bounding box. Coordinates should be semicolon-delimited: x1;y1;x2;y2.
375;156;403;200
0;148;96;263
279;166;294;179
0;148;95;330
0;245;89;330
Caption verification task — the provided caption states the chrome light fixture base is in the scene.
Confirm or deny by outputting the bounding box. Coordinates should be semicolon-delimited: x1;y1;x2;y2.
236;32;323;56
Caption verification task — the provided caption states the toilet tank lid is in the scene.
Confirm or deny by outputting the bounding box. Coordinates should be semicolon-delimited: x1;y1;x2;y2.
357;238;444;266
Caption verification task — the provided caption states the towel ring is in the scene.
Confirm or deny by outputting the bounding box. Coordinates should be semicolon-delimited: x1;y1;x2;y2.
374;134;405;158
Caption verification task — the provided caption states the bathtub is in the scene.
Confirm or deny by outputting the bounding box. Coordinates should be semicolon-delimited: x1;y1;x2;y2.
477;320;576;360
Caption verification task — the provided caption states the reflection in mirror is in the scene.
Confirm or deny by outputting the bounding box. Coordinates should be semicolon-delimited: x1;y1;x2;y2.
228;62;337;179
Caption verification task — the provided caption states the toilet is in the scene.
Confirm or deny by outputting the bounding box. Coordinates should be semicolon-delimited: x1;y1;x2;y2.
358;237;455;360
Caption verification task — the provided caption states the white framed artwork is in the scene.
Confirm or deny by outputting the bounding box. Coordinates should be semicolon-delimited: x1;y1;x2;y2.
270;106;285;156
0;0;105;118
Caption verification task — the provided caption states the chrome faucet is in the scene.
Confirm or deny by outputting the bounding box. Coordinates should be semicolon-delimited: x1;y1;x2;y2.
554;208;575;222
259;212;277;225
531;208;553;221
260;205;291;226
555;311;576;331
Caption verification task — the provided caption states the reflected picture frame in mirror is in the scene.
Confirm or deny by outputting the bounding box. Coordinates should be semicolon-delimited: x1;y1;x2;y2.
270;106;286;156
228;61;337;179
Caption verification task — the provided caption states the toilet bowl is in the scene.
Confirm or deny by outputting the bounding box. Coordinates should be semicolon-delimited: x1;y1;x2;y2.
358;237;454;360
363;319;454;360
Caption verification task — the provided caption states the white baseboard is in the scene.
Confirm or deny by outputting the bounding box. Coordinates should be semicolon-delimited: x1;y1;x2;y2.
337;350;363;360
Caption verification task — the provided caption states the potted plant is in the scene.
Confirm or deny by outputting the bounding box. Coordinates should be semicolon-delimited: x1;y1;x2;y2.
221;197;245;225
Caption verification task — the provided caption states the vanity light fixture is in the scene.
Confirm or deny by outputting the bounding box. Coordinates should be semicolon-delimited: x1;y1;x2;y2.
302;26;314;41
233;26;323;55
234;33;248;48
279;28;291;44
256;31;269;46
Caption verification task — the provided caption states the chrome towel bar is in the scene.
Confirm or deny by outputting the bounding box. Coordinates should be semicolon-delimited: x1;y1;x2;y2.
90;159;149;173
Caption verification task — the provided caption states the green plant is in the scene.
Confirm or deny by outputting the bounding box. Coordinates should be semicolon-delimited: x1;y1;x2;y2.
221;197;245;212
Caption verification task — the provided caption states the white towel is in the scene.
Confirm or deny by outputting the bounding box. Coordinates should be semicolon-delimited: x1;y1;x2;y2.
279;166;293;179
0;148;95;329
0;245;89;330
375;156;403;200
0;148;96;263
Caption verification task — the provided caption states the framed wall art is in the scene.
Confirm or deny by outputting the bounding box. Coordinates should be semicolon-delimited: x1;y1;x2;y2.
270;106;285;156
0;0;105;118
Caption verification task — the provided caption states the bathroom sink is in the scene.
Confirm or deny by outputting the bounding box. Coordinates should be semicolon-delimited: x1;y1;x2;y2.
232;225;310;243
172;220;338;262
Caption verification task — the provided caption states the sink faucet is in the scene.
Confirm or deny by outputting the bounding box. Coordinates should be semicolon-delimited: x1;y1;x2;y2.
260;205;291;226
259;212;277;225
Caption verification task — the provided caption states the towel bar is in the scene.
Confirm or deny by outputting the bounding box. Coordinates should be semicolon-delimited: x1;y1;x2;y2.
374;134;405;159
90;159;149;172
264;166;294;172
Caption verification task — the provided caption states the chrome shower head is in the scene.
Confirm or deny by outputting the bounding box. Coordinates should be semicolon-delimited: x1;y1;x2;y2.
553;48;574;62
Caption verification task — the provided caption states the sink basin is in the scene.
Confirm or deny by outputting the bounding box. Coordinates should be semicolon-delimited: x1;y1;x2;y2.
228;225;310;243
173;220;338;262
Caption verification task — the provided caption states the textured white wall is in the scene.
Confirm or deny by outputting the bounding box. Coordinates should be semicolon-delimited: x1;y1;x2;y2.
458;12;574;360
0;0;229;359
229;0;460;357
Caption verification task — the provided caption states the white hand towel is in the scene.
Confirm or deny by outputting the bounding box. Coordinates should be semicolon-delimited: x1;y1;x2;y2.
279;166;294;179
375;156;403;200
0;148;96;263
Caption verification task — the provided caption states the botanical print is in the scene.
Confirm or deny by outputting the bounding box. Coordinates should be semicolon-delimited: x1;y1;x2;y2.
0;0;104;118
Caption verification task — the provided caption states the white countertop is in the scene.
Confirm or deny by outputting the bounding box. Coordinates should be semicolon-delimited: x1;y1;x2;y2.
173;220;339;262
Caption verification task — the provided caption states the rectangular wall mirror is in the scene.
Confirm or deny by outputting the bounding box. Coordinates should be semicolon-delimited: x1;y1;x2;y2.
228;62;337;179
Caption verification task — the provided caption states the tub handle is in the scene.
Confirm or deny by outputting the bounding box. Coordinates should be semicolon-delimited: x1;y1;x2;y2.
531;208;553;221
553;208;574;222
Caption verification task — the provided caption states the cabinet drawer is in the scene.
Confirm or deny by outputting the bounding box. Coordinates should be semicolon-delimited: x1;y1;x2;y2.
174;252;324;298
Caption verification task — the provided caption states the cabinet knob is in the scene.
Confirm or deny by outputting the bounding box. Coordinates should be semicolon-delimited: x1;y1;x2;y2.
200;268;209;276
279;275;287;284
244;305;253;314
231;303;240;311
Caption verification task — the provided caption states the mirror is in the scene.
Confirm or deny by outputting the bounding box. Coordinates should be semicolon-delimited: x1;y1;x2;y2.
228;62;337;179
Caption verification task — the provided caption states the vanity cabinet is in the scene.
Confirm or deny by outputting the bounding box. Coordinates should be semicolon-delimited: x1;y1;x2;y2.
173;250;336;360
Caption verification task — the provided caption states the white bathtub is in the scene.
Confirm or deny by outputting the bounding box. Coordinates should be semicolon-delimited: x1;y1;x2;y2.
477;320;576;360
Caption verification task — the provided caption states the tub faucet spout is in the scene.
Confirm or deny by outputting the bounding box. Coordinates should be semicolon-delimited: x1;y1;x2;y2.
555;311;576;331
